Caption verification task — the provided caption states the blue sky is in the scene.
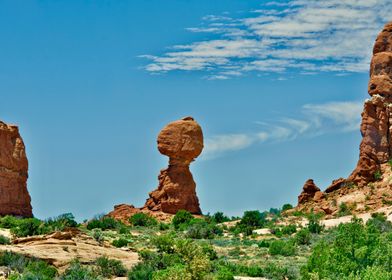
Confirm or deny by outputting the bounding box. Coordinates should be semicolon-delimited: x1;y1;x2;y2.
0;0;390;220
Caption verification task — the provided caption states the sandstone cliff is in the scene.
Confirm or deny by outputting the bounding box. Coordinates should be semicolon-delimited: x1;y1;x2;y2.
0;121;32;217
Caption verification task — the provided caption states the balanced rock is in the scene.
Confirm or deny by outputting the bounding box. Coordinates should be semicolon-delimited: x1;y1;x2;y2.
348;21;392;186
144;117;203;214
0;121;32;217
298;179;322;204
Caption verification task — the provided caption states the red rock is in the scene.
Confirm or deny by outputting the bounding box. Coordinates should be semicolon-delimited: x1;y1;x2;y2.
325;178;346;193
144;117;203;214
0;121;32;217
348;22;392;186
298;179;321;204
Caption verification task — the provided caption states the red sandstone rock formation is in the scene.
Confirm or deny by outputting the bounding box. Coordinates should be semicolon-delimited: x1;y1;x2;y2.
0;121;32;217
144;116;203;214
298;179;323;204
348;22;392;187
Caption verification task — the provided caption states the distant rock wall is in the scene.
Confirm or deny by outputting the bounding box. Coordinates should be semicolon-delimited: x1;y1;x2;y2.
0;121;33;217
348;22;392;187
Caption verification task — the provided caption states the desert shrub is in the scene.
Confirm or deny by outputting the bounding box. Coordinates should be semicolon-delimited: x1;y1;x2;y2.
282;203;293;211
185;219;222;239
130;213;158;227
0;251;57;279
152;234;175;254
233;210;266;236
258;240;270;248
117;223;130;234
112;237;130;248
338;202;352;217
45;213;78;231
269;239;296;256
86;216;118;230
159;223;170;231
172;210;194;230
281;224;297;235
128;262;154;280
0;234;10;245
211;212;230;224
95;256;127;277
295;228;311;245
0;215;20;228
366;212;392;233
10;218;49;237
152;264;190;280
307;212;324;234
92;229;104;244
60;259;99;280
374;170;382;181
215;266;234;280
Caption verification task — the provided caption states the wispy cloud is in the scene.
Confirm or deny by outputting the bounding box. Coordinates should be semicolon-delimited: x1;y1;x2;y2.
202;100;362;159
141;0;391;79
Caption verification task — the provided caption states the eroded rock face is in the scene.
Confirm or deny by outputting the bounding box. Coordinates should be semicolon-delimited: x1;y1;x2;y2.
144;117;203;214
0;121;32;217
298;179;322;204
348;22;392;186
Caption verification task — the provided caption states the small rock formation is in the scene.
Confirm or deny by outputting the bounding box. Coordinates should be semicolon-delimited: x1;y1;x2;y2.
298;179;323;204
0;121;32;217
144;117;203;214
348;21;392;187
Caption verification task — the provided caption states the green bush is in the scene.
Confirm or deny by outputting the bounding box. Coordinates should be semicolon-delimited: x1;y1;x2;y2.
215;266;234;280
10;218;48;237
185;219;222;239
95;256;127;277
258;240;270;248
269;240;296;256
307;212;324;234
45;213;78;231
295;228;311;245
211;212;230;224
0;251;57;279
152;234;175;254
172;210;194;230
92;229;104;244
338;203;352;217
60;259;99;280
282;203;293;211
0;234;10;245
366;212;392;233
281;224;297;235
130;213;158;227
232;210;266;236
86;216;119;230
128;262;154;280
112;237;130;248
0;215;20;229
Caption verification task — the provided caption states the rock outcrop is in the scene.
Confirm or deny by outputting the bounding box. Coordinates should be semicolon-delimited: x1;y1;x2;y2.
295;22;392;215
298;179;323;204
0;121;32;217
348;22;392;187
144;117;203;214
0;228;139;272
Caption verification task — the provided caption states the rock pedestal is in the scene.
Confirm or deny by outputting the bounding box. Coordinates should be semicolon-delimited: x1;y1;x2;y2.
144;117;203;214
0;121;32;217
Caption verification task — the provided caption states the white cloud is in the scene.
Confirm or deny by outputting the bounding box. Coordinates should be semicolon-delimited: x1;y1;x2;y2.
202;100;362;159
202;134;255;159
141;0;391;78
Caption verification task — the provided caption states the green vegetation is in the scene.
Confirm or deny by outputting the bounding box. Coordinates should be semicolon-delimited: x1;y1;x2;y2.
302;215;392;279
129;213;158;227
172;210;194;230
0;234;10;245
